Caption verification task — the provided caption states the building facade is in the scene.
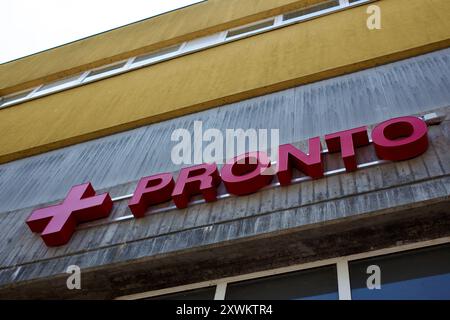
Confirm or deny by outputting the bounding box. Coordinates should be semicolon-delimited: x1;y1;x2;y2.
0;0;450;299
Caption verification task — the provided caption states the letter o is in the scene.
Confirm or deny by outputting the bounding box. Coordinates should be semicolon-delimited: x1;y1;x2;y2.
371;116;428;161
221;152;273;196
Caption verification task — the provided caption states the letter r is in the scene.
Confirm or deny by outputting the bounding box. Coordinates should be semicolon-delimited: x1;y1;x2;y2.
172;163;222;209
129;173;175;218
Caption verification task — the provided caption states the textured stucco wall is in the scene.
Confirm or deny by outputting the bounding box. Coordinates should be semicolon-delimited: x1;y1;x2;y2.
0;0;324;94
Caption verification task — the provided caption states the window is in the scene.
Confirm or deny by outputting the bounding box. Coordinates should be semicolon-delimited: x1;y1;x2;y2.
225;265;338;300
116;240;450;300
349;244;450;300
183;33;225;52
283;0;340;21
226;19;275;38
36;73;83;94
144;286;216;300
0;89;33;106
84;61;128;81
133;45;181;66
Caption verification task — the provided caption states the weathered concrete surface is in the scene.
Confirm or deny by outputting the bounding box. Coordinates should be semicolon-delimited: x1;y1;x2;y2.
1;201;450;299
0;50;449;298
0;110;448;298
1;48;450;214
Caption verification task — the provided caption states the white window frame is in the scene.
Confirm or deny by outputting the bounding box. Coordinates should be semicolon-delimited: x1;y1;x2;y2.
225;18;276;40
130;44;184;69
33;73;86;97
82;60;130;83
0;88;35;108
181;32;228;54
115;236;450;300
280;0;343;24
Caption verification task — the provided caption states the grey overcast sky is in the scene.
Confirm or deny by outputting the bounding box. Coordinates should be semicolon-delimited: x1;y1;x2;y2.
0;0;203;64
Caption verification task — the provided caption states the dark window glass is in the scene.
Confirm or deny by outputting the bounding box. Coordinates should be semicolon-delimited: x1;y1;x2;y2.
225;265;338;300
350;244;450;300
282;0;340;21
37;74;82;92
226;20;274;38
86;61;127;78
133;45;181;64
145;286;216;300
1;90;32;105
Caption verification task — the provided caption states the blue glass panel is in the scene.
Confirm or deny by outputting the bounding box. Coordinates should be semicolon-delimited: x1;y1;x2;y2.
352;273;450;300
299;291;339;300
225;265;338;300
350;244;450;300
147;286;216;300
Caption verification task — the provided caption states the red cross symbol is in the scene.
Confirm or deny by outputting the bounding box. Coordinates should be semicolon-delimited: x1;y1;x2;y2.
26;182;113;247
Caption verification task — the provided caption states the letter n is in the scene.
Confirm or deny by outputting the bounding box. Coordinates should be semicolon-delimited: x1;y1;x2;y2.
277;137;324;186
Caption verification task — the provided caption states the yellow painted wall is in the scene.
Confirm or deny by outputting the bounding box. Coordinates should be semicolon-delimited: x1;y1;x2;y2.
0;0;449;164
0;0;324;95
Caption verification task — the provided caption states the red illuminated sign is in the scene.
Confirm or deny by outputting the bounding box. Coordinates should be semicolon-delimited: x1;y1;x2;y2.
26;116;430;246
